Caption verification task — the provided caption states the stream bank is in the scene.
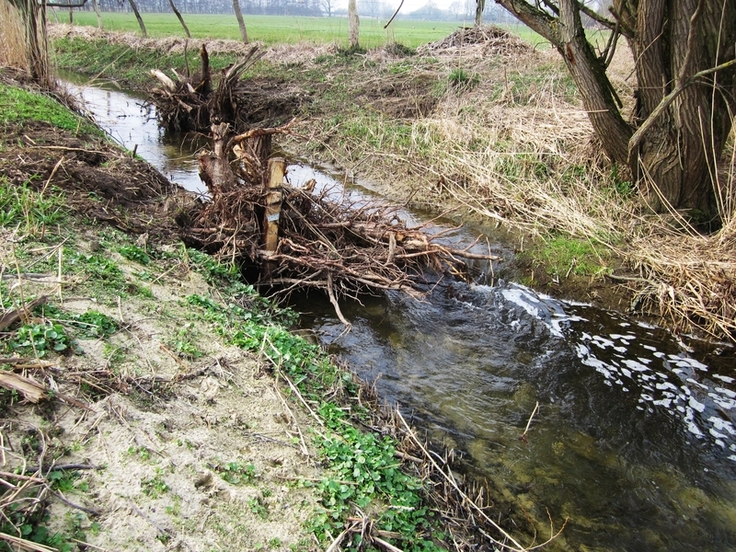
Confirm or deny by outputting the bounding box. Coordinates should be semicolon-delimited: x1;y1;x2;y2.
10;21;731;550
1;74;485;551
62;73;736;552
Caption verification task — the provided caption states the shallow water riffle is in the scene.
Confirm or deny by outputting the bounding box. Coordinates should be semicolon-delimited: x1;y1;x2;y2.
299;281;736;551
67;77;736;552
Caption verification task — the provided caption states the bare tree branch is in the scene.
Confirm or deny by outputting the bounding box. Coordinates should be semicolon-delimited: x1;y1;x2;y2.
384;0;405;29
577;0;616;29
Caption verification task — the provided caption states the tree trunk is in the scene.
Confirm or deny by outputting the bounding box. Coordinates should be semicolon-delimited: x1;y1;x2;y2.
127;0;147;38
233;0;249;44
92;0;103;29
474;0;485;26
495;0;736;218
167;0;190;38
556;0;632;164
496;0;632;164
627;0;736;215
348;0;359;48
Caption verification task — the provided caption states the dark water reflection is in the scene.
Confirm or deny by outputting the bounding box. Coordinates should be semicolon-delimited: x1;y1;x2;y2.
69;79;736;551
298;281;736;551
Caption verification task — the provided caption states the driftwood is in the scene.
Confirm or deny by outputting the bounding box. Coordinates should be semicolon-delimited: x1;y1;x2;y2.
149;45;265;133
152;46;498;321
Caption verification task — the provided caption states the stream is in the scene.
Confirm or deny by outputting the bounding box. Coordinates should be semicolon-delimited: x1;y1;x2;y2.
65;78;736;551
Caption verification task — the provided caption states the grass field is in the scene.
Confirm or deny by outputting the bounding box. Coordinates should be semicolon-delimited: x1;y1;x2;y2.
55;10;547;49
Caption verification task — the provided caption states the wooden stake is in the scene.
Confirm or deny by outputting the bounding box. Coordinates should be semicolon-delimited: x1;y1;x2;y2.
264;157;285;254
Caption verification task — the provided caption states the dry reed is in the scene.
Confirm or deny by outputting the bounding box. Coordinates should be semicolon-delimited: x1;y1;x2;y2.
422;54;736;340
0;0;27;70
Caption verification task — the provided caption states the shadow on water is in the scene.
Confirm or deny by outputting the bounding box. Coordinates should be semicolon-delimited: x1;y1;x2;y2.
70;79;736;551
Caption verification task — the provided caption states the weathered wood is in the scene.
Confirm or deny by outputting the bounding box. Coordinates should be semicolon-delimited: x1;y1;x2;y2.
0;295;47;332
264;157;285;253
198;123;237;195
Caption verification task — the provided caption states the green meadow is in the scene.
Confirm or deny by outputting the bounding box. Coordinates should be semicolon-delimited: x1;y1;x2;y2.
57;11;546;49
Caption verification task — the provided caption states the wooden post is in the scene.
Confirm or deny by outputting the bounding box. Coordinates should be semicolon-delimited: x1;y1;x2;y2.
264;157;285;255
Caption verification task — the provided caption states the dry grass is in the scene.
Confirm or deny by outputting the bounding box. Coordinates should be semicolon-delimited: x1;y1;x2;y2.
47;24;736;341
414;48;736;340
300;38;736;341
0;1;27;70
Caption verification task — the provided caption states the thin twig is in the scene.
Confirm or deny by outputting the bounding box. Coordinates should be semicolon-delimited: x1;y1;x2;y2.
520;401;540;444
395;409;528;552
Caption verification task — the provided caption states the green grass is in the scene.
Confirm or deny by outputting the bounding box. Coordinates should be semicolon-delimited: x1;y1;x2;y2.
532;235;611;279
65;11;459;48
0;83;99;135
53;36;239;85
0;179;67;233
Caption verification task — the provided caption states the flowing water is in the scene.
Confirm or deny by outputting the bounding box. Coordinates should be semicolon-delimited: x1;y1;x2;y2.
68;80;736;551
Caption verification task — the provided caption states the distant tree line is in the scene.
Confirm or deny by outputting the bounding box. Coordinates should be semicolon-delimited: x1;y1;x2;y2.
74;0;509;20
85;0;322;17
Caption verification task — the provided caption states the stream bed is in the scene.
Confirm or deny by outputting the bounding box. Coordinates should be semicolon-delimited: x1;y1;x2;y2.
66;79;736;551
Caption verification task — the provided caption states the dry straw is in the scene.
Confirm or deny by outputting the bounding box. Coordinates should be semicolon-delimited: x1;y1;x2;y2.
0;0;27;70
310;31;736;341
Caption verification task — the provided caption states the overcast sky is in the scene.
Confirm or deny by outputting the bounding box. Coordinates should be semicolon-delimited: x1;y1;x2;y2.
335;0;477;15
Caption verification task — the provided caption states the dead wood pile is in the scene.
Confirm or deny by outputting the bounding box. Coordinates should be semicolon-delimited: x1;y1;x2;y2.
150;46;496;321
150;45;266;133
418;25;533;56
183;120;496;322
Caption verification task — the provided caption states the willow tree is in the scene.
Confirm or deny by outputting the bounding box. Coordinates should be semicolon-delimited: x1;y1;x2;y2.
494;0;736;220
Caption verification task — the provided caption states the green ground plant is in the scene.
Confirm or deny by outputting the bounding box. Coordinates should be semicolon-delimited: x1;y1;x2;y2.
48;470;89;494
247;496;269;519
169;323;205;359
216;461;257;486
530;235;610;279
40;304;119;338
0;179;67;235
141;469;171;498
7;321;72;358
118;244;150;265
0;83;98;135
